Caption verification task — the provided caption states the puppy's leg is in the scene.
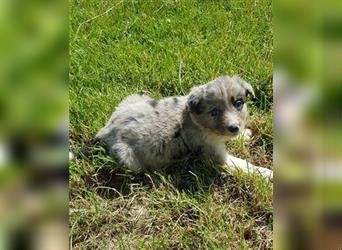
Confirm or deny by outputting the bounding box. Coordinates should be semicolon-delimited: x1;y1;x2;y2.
225;154;273;180
111;143;142;172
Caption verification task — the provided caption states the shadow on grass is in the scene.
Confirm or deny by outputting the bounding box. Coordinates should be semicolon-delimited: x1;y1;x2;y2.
73;145;273;228
78;146;227;199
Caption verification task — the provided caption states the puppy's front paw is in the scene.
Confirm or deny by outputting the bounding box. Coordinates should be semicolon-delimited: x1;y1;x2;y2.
236;128;252;141
243;128;252;140
258;167;273;180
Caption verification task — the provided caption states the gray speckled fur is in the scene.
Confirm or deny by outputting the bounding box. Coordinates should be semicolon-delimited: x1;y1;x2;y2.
96;76;255;171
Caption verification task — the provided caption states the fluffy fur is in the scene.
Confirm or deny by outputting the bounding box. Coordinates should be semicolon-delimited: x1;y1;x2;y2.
96;76;272;179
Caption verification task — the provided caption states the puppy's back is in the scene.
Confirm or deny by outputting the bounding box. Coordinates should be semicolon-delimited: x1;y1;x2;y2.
95;94;189;169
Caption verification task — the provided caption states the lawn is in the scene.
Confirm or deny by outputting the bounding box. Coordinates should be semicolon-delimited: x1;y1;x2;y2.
69;0;273;249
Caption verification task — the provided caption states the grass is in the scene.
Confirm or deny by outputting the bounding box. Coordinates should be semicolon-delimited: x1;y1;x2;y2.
69;0;273;249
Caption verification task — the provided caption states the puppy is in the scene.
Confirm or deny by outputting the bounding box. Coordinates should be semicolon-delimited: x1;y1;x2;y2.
96;76;273;179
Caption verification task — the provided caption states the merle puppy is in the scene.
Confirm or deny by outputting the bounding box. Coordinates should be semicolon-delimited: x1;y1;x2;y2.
96;76;273;179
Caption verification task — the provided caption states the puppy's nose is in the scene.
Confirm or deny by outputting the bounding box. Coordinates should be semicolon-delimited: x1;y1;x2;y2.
227;124;239;133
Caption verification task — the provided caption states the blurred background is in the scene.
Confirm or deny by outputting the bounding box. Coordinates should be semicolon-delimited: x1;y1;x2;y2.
0;0;68;249
0;0;341;249
274;0;342;249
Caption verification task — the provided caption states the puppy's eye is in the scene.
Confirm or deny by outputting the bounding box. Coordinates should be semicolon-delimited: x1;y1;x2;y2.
233;99;244;110
210;108;220;117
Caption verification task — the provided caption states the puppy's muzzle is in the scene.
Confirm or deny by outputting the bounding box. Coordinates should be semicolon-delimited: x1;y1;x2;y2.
227;124;239;134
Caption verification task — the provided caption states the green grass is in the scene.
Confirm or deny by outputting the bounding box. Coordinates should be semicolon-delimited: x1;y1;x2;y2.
70;0;273;249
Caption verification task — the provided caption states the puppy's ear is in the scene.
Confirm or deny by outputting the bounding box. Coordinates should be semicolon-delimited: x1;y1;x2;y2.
187;86;204;114
233;76;256;99
243;82;256;100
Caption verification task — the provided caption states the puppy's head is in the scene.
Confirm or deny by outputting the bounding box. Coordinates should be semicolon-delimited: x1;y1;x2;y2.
187;76;255;138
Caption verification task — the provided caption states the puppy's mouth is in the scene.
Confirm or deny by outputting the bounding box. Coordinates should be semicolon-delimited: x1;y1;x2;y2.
219;130;240;138
227;131;240;137
215;125;241;137
208;128;240;139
